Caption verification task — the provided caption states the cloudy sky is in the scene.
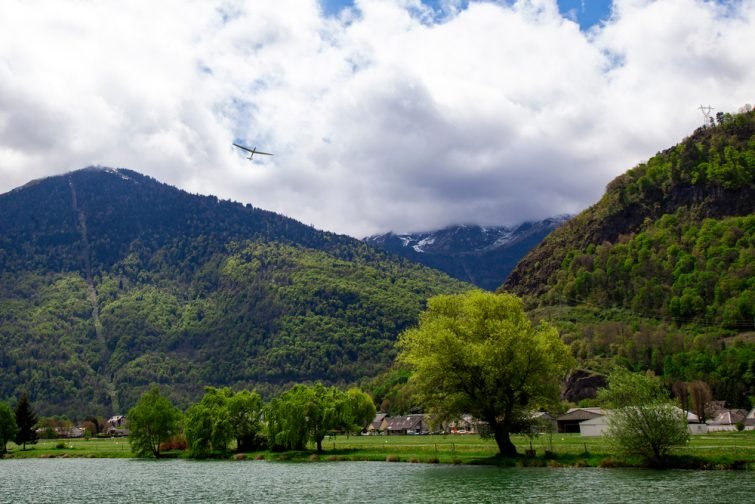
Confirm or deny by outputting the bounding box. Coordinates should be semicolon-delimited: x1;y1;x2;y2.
0;0;753;237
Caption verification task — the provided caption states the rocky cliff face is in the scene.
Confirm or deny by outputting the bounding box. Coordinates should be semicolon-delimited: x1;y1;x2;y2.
561;370;608;403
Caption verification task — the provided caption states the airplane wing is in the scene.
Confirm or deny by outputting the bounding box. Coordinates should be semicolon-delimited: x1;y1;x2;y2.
254;150;273;156
232;143;254;153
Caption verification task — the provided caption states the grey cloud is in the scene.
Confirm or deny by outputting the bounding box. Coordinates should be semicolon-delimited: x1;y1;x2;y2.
0;0;753;238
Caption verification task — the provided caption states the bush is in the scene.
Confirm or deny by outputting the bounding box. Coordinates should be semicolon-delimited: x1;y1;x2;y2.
159;434;187;452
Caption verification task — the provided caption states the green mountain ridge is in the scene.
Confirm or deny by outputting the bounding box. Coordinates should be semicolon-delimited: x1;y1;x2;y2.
504;111;754;305
503;110;754;408
0;168;469;417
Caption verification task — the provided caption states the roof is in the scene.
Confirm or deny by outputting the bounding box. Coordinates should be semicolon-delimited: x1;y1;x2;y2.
385;414;426;431
708;409;748;425
557;408;605;422
370;413;387;429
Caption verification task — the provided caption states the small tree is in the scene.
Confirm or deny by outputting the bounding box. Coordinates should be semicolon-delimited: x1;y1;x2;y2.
14;393;38;450
0;403;17;454
688;381;712;423
127;386;181;458
598;369;689;467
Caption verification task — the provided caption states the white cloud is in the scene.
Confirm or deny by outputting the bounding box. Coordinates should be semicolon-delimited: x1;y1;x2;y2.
0;0;753;236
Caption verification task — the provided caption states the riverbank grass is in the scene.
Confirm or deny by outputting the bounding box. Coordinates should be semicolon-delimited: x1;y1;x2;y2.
3;431;753;469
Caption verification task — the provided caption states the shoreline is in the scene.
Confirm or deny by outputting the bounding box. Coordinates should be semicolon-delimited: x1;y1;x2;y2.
3;447;753;471
3;431;753;470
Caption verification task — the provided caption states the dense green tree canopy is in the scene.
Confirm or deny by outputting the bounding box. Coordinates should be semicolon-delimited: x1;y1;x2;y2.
227;389;265;452
184;387;234;457
598;368;689;466
127;386;181;458
0;167;468;417
184;387;265;456
0;402;17;454
398;291;573;456
266;383;373;453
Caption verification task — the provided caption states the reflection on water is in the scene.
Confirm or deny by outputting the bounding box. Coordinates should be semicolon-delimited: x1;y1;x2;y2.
0;459;753;503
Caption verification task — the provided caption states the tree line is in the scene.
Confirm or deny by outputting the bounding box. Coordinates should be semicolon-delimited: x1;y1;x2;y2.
3;291;704;467
127;383;375;458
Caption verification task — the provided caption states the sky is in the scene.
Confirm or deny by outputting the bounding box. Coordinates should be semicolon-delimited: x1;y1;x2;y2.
0;0;753;238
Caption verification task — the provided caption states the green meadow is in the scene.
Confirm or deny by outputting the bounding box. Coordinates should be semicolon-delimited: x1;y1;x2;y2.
5;431;754;469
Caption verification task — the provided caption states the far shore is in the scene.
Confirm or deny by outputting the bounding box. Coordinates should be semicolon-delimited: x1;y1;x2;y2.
3;432;753;470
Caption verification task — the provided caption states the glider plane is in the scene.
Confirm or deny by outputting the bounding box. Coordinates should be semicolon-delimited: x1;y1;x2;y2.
233;143;273;160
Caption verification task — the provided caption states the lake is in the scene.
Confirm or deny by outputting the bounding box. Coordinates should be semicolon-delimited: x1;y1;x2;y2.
0;459;753;503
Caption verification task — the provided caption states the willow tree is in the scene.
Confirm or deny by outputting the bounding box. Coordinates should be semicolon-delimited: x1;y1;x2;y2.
127;386;181;458
398;291;573;456
266;383;374;453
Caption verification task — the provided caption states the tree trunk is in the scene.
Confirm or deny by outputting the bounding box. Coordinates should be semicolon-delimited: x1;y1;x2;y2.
494;425;517;456
316;438;323;453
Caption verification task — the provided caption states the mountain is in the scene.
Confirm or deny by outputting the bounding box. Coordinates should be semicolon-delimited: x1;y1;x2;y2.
0;167;469;416
364;218;567;290
502;110;755;408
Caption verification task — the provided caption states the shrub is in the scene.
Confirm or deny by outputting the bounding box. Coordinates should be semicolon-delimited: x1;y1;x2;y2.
158;434;187;452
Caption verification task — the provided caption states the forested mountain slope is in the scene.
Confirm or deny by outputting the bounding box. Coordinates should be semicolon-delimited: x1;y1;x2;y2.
0;168;468;416
502;110;754;408
504;111;754;326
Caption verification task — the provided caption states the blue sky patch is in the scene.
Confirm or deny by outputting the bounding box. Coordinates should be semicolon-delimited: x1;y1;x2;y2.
320;0;613;30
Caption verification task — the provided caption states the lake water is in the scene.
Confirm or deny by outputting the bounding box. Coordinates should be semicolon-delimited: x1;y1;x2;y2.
0;459;753;503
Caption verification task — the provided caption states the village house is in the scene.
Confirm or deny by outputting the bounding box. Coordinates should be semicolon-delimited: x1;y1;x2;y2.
579;408;707;437
746;408;755;429
106;415;129;436
707;408;750;431
365;413;387;434
556;408;605;433
446;414;489;435
384;414;429;435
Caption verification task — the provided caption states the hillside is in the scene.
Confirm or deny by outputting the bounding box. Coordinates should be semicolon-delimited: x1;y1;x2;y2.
0;168;469;416
503;110;754;408
364;218;566;290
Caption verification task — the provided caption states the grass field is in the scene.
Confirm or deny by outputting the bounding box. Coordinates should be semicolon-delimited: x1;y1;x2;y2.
4;431;754;469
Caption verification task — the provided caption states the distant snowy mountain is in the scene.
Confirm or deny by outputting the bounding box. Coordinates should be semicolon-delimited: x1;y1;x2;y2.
364;216;569;290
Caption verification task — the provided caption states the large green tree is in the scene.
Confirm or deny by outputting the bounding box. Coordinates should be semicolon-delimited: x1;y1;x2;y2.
127;386;181;458
227;389;265;452
184;387;233;457
14;393;38;450
344;388;377;434
597;368;689;467
184;387;266;456
266;383;373;453
0;402;17;454
398;291;573;456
